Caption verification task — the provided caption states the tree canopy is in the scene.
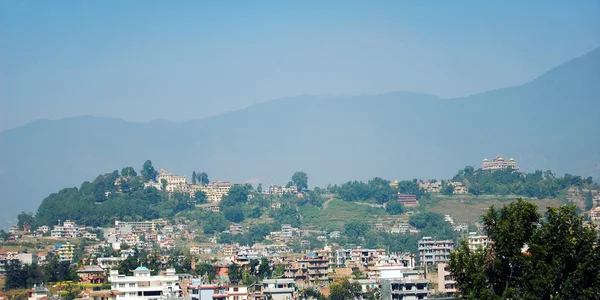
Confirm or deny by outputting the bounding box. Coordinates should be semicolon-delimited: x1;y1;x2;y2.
450;199;600;299
292;171;308;191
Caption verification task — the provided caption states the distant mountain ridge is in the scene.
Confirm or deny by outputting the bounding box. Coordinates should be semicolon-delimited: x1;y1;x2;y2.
1;48;599;227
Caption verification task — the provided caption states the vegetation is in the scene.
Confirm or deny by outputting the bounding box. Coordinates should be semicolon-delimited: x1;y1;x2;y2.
4;254;75;289
292;171;308;191
36;161;195;227
385;201;405;215
450;199;600;299
452;166;596;198
333;177;425;204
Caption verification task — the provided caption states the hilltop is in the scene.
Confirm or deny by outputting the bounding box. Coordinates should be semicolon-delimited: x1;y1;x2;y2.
1;48;599;225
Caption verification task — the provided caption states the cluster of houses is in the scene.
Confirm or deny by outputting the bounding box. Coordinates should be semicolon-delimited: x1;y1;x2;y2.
418;181;468;195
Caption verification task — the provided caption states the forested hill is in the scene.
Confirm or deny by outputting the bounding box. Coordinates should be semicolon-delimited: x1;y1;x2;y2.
1;48;599;227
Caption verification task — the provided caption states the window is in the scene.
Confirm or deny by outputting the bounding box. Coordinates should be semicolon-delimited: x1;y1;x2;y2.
129;283;136;287
119;283;126;288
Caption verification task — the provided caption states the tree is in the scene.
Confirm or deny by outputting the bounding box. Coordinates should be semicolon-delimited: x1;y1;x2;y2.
194;190;207;204
329;279;362;300
442;183;454;196
258;257;271;279
195;262;216;282
141;160;158;181
191;171;197;185
223;207;245;223
386;201;405;215
198;172;209;185
292;171;308;191
584;191;593;211
17;212;36;231
121;166;137;177
227;264;241;283
449;199;600;299
344;221;370;240
257;183;263;193
161;179;168;191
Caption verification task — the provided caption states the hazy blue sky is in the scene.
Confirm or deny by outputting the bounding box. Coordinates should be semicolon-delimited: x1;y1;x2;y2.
1;0;599;130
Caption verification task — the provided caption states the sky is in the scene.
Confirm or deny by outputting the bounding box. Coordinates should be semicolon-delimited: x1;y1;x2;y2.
1;0;599;131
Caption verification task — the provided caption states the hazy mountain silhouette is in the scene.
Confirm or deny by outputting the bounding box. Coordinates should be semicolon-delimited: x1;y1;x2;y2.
1;48;599;226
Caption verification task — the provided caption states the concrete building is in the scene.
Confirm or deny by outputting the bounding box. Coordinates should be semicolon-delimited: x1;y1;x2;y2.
437;263;458;295
259;279;295;300
109;267;181;299
418;237;454;266
467;233;490;251
380;278;433;300
115;220;156;232
192;181;234;202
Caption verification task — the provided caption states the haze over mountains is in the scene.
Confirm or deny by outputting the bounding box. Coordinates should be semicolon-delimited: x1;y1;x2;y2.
1;48;599;226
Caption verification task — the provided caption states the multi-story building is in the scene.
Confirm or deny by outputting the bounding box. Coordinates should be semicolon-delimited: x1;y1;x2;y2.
115;220;156;232
51;220;81;238
437;263;458;295
258;279;295;300
482;155;519;171
157;169;187;185
192;181;234;202
380;278;433;300
468;233;490;251
447;182;468;194
98;257;125;269
263;185;298;195
55;242;75;262
285;254;330;287
418;237;454;266
109;267;181;300
230;224;244;235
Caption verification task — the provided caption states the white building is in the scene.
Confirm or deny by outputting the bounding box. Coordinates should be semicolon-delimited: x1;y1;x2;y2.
109;267;182;300
467;233;490;251
418;237;454;266
260;279;295;300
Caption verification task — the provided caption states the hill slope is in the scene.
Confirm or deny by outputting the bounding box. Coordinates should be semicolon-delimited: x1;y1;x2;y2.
1;48;599;226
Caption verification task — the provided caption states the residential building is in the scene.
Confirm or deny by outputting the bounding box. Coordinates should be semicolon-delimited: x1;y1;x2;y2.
192;181;234;202
447;182;468;194
17;253;38;265
115;220;156;232
27;284;50;300
55;242;75;262
468;233;490;251
157;169;187;185
259;279;295;300
418;181;442;193
437;263;458;295
397;223;410;234
77;265;106;284
109;267;182;299
187;281;224;300
380;278;433;300
418;237;454;266
230;224;244;235
98;257;125;269
482;155;519;171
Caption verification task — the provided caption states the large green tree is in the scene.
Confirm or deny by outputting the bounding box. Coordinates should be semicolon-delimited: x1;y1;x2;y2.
450;199;600;299
121;166;137;177
292;171;308;191
141;160;158;181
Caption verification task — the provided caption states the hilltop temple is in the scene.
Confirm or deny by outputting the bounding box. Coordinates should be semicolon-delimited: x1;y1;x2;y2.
482;155;519;171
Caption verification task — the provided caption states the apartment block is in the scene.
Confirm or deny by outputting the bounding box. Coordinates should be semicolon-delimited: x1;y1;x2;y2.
418;237;454;266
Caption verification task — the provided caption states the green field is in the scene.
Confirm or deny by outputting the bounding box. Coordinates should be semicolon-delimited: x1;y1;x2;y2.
298;198;401;231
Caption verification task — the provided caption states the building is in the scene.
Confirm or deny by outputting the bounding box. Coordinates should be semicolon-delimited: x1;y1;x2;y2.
437;263;457;295
77;265;106;284
27;284;50;300
55;242;75;262
109;267;182;299
397;194;418;207
418;181;442;193
157;169;187;185
380;278;433;300
259;279;295;300
193;181;234;202
467;233;490;251
482;155;519;171
418;237;454;266
98;257;125;269
115;220;156;232
447;182;468;194
230;224;244;235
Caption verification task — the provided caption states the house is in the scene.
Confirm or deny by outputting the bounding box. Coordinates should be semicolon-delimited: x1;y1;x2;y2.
259;279;296;300
380;278;432;299
109;267;182;299
77;265;106;284
27;284;50;300
467;232;490;251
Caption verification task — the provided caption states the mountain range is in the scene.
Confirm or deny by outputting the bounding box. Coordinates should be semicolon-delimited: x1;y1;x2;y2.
1;48;599;227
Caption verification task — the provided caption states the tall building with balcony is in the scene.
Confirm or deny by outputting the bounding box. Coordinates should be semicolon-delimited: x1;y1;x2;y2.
418;237;454;266
109;267;181;300
380;278;433;300
258;279;295;300
482;155;519;171
437;263;458;295
467;233;490;251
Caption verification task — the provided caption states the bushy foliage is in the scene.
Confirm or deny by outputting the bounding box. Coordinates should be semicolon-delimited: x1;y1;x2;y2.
450;199;600;299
